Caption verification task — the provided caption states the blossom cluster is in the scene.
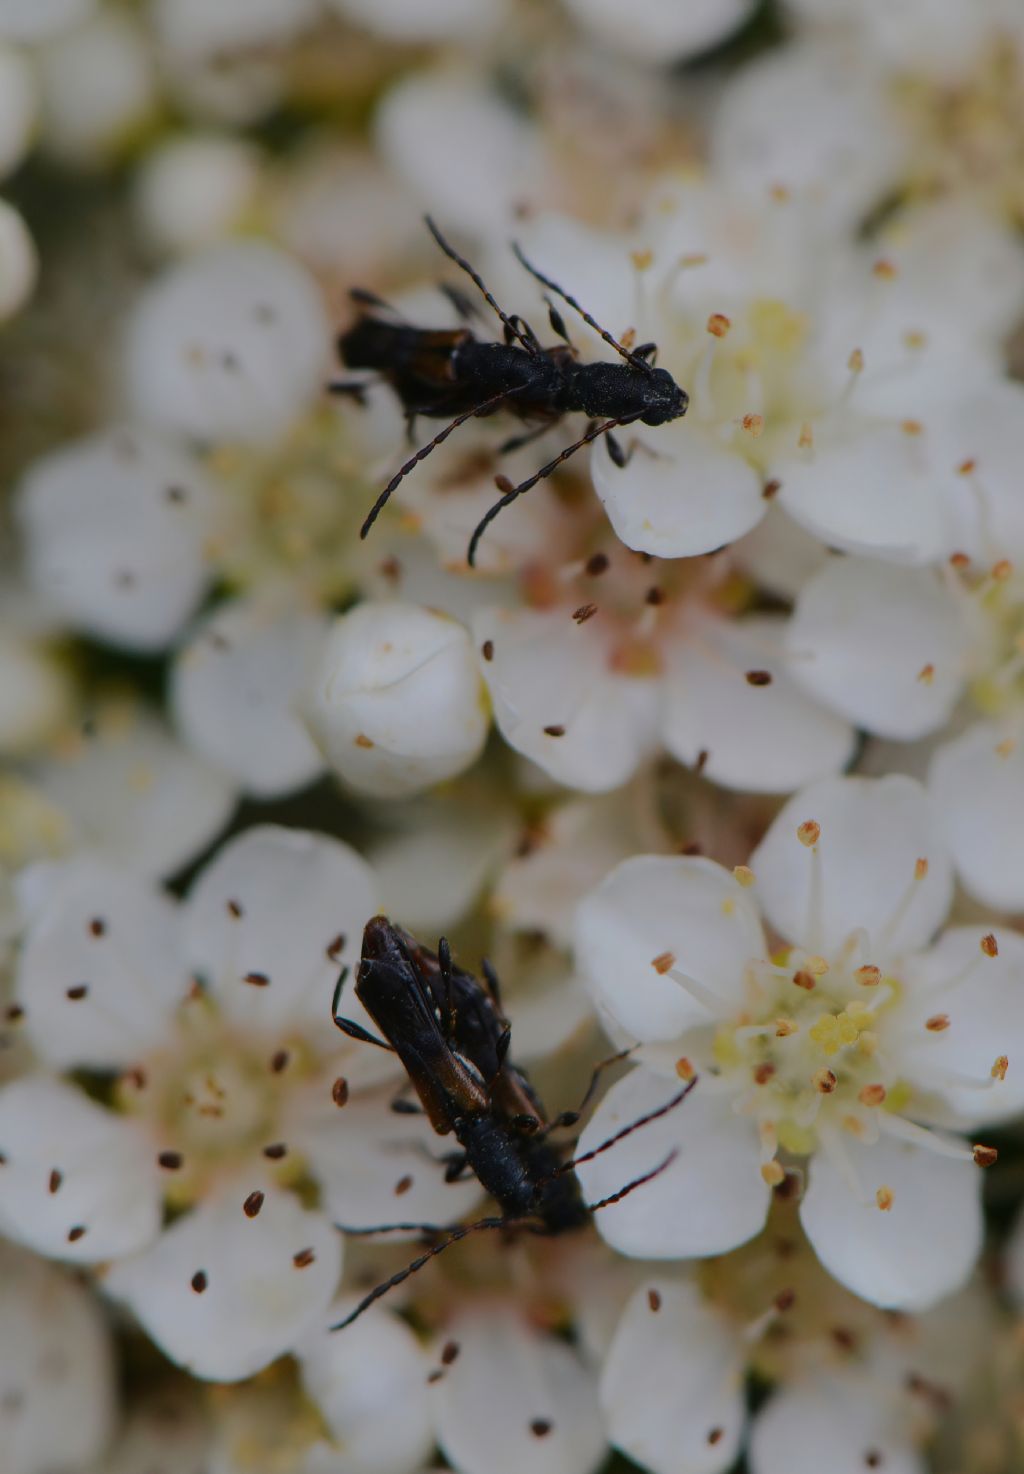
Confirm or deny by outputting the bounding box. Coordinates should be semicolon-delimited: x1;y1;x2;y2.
2;0;1024;1472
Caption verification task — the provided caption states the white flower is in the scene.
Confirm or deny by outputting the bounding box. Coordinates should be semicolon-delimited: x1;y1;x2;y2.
152;0;317;58
471;538;853;795
171;592;328;799
562;0;758;65
3;825;480;1377
125;240;331;446
784;0;1024;80
36;9;157;166
303;601;490;799
15;425;217;652
133;134;262;254
491;189;1023;565
428;1305;606;1474
0;1244;116;1474
27;703;235;880
572;775;1018;1310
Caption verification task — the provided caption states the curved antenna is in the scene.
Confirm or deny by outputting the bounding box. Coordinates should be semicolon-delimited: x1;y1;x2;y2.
511;242;653;373
554;1076;696;1175
467;415;631;566
425;216;539;357
360;387;515;540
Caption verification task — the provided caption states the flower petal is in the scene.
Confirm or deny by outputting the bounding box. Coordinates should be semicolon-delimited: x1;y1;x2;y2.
800;1134;982;1311
600;1279;745;1474
928;722;1024;911
895;926;1024;1126
591;421;764;560
29;706;236;880
0;1076;162;1261
15;856;189;1069
662;613;854;793
0;1244;117;1474
104;1187;342;1381
575;855;765;1041
297;1304;433;1474
474;605;660;794
171;594;328;799
785;557;969;741
749;1371;924;1474
14;425;216;651
751;775;953;960
575;1070;769;1259
293;1083;482;1233
431;1306;605;1474
563;0;755;62
181;825;378;1045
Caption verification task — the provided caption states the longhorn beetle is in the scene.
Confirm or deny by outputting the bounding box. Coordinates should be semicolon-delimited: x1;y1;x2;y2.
331;218;689;566
329;916;694;1330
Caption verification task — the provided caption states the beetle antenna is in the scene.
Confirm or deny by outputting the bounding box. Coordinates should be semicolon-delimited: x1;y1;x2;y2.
360;387;518;539
425;216;539;357
586;1149;678;1212
511;242;653;373
330;1212;535;1331
554;1077;696;1173
467;415;635;566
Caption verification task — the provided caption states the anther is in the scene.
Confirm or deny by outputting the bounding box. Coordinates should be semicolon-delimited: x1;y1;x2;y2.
88;918;106;937
326;934;346;961
992;1056;1008;1081
585;552;609;576
293;1248;316;1268
762;479;782;499
797;820;820;848
244;1191;264;1218
332;1077;350;1106
158;1151;183;1170
708;1428;724;1446
792;970;816;991
775;1018;797;1037
973;1144;998;1167
761;1161;785;1186
992;559;1013;582
394;1175;414;1196
917;664;935;683
243;971;270;987
875;1186;894;1211
441;1340;461;1365
798;422;814;449
901;419;923;436
981;933;999;958
925;1014;950;1032
753;1063;775;1085
675;1057;695;1081
226;899;244;918
859;1084;886;1107
914;858;928;880
67;1225;86;1242
742;414;764;437
573;603;598;624
481;640;494;661
530;1420;553;1438
65;985;88;1001
647;1288;662;1312
847;348;864;373
262;1142;287;1160
745;670;772;686
652;952;675;974
813;1068;837;1094
48;1169;62;1193
355;734;374;748
855;965;881;987
191;1270;208;1292
270;1050;289;1074
543;724;566;737
733;866;755;887
707;313;730;338
872;258;897;278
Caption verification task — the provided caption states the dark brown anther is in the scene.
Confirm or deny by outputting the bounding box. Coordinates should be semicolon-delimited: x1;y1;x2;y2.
270;1050;289;1074
543;724;566;737
158;1151;183;1171
647;1288;662;1312
243;971;270;987
481;640;494;661
326;934;346;962
65;985;88;1001
293;1248;316;1268
48;1169;62;1194
745;670;772;686
191;1270;208;1293
332;1077;350;1107
694;749;709;774
441;1340;460;1365
243;1191;265;1218
394;1175;414;1196
262;1142;287;1160
88;918;106;937
67;1225;86;1243
762;479;781;499
226;899;244;918
585;552;610;576
572;603;598;624
530;1420;553;1438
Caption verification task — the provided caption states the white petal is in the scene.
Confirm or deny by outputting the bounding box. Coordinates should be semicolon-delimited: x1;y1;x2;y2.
591;421;764;559
0;1245;117;1474
294;1083;482;1233
773;419;957;565
732;503;829;603
15;425;216;650
37;9;156;166
15;856;188;1069
662;612;854;792
800;1134;982;1311
563;0;755;60
785;557;969;741
929;722;1024;911
29;707;236;880
601;1279;745;1474
298;1305;432;1474
375;70;543;238
126;241;330;445
304;602;489;800
172;595;328;798
370;799;514;933
105;1187;342;1381
896;927;1024;1125
181;825;378;1043
575;1071;769;1259
474;605;660;793
0;1076;162;1261
134;133;261;254
751;775;953;959
431;1306;605;1474
153;0;317;56
575;855;765;1041
749;1372;924;1474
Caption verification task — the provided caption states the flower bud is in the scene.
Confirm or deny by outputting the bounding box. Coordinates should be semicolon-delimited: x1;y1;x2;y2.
303;602;489;798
